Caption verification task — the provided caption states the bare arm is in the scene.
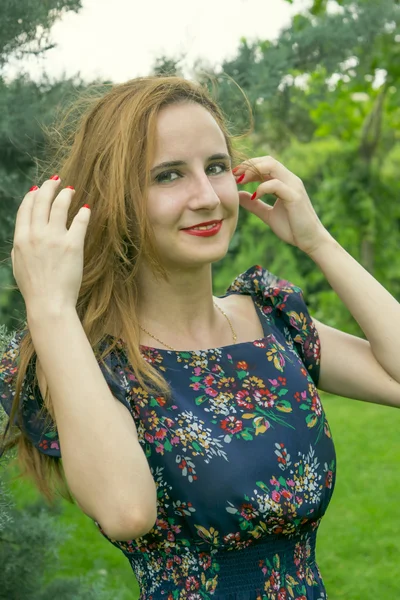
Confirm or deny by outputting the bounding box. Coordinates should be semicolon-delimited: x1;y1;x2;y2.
28;306;157;541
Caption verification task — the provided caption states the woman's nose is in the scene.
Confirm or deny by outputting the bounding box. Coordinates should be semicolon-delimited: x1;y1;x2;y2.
189;173;221;209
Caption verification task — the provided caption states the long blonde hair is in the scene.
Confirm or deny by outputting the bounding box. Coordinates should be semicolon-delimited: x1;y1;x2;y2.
0;75;254;504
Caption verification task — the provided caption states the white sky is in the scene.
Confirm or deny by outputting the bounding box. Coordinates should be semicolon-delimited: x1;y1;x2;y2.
4;0;310;83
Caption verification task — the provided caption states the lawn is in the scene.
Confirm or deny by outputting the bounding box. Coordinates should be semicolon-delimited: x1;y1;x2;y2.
5;392;400;599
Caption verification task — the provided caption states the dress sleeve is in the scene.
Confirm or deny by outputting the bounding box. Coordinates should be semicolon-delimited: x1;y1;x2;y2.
0;330;133;458
227;265;321;386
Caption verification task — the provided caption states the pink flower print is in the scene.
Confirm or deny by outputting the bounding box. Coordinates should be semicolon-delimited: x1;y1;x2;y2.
254;340;266;348
167;530;175;542
270;476;279;487
287;479;295;487
220;416;243;434
236;389;250;401
185;576;200;591
268;379;278;386
256;388;277;408
281;489;292;500
191;381;201;390
155;428;167;440
271;490;281;502
199;552;212;570
144;432;154;443
224;532;241;545
155;444;164;454
204;375;215;386
239;503;257;521
237;393;254;409
205;387;218;397
174;555;182;564
171;436;180;445
278;589;287;600
194;367;202;376
51;441;60;450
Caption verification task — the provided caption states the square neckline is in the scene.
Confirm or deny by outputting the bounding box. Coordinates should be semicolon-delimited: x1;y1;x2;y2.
104;292;272;354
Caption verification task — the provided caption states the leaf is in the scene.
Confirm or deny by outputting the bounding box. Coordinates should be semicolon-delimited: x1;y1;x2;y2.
241;430;254;441
192;441;201;453
276;400;293;413
256;480;270;493
164;439;173;452
237;370;248;380
195;395;207;405
306;413;318;428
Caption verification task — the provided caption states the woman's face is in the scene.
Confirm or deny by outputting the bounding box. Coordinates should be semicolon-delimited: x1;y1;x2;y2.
146;101;239;271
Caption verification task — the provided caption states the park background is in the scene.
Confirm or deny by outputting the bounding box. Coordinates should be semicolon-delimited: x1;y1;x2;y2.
0;0;399;598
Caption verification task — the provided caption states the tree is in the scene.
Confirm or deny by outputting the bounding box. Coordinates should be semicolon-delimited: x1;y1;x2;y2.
200;0;400;331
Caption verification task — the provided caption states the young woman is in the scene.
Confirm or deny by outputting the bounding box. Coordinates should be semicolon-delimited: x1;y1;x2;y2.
0;76;399;600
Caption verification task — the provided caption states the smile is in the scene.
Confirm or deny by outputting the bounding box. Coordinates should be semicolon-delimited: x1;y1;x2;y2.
182;221;223;237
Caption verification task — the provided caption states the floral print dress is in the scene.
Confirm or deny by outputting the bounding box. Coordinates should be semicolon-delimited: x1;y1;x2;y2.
0;265;336;600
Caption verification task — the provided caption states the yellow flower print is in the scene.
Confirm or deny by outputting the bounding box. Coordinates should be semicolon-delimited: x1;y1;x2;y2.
266;346;285;372
195;525;220;547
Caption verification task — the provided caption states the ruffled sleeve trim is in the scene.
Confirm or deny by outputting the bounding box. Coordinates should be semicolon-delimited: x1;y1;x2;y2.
226;265;321;386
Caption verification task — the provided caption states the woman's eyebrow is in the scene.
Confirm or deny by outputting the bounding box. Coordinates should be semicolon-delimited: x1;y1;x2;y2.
150;153;231;175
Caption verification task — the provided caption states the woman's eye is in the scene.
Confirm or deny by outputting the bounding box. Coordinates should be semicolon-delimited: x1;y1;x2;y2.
155;170;180;184
208;163;228;175
154;163;228;184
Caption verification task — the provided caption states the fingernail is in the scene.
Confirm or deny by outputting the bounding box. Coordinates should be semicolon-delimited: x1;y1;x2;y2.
50;175;60;181
66;185;75;190
232;167;240;174
29;185;39;192
237;174;245;183
251;192;257;201
82;204;90;209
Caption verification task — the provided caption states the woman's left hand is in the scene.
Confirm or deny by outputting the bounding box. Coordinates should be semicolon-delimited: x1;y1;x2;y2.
233;156;332;256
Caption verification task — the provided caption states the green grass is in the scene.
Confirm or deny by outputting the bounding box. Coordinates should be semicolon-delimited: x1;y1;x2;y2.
5;392;400;599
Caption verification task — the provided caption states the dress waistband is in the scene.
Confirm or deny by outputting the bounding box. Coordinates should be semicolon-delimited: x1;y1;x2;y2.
212;528;317;597
130;526;321;600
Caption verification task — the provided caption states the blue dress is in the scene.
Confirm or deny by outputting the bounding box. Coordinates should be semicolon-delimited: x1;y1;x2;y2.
0;265;336;600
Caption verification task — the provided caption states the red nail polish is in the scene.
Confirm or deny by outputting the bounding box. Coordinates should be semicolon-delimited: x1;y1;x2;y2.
237;174;245;183
82;204;90;209
232;167;239;174
29;185;39;192
251;192;257;200
66;185;75;190
50;175;60;181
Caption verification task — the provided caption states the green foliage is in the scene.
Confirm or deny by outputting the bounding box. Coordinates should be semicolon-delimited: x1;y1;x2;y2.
0;468;127;599
0;0;82;65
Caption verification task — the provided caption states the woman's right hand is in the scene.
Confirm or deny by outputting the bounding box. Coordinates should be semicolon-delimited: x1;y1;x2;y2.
11;176;91;317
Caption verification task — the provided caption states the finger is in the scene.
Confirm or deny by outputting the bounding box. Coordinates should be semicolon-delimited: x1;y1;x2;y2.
47;187;76;234
67;204;91;244
235;156;301;188
238;190;274;223
13;186;40;246
250;179;298;204
31;177;62;231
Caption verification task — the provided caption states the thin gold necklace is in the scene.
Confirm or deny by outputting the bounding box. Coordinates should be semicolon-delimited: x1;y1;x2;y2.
139;301;237;351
